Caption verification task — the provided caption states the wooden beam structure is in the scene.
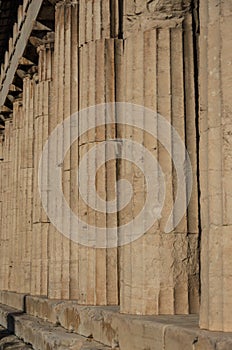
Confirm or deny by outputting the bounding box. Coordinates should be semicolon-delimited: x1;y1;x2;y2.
0;0;43;106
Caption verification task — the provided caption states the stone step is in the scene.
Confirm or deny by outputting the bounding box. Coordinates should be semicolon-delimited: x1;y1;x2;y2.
0;292;232;350
0;303;113;350
0;325;33;349
25;295;232;350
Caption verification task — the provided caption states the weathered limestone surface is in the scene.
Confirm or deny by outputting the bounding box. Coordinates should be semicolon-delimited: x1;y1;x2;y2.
118;24;199;315
0;291;26;311
0;121;12;291
0;0;231;340
0;0;199;315
31;38;53;297
123;0;192;37
0;304;112;350
199;0;232;332
77;38;119;305
0;294;232;350
45;1;119;304
0;326;33;350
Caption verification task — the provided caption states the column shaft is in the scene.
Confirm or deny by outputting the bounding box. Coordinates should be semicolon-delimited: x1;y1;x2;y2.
199;0;232;332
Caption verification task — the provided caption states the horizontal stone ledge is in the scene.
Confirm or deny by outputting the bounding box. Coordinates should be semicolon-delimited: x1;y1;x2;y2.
0;303;111;350
0;292;232;349
0;290;27;311
0;324;33;349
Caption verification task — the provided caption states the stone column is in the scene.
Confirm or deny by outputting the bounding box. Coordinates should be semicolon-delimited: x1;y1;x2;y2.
0;133;3;290
77;38;119;305
0;121;13;291
119;13;199;314
9;101;23;292
17;76;34;293
0;132;4;290
0;136;3;281
1;84;34;295
48;0;120;304
9;106;18;292
47;0;78;299
78;0;115;47
31;36;54;296
199;0;232;332
11;106;23;292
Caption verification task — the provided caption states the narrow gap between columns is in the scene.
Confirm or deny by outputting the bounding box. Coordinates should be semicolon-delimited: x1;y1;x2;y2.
114;44;120;307
118;0;124;39
192;0;202;300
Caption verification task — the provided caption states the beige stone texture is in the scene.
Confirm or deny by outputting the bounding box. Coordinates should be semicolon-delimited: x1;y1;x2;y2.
0;0;199;317
1;121;13;292
0;0;231;342
199;0;232;332
31;41;53;297
0;303;111;350
45;1;119;304
118;27;199;315
77;37;119;306
1;294;232;350
0;327;33;349
0;291;26;311
123;0;191;38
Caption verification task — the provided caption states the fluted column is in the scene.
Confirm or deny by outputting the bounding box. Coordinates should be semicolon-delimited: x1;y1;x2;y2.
31;36;54;296
47;0;120;304
77;38;119;305
47;0;78;299
9;101;23;292
16;75;35;293
0;121;13;291
1;124;7;292
199;0;232;332
119;23;199;315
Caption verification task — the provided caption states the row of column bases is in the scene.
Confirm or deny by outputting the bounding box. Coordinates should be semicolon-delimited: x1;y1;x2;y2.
0;0;231;332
